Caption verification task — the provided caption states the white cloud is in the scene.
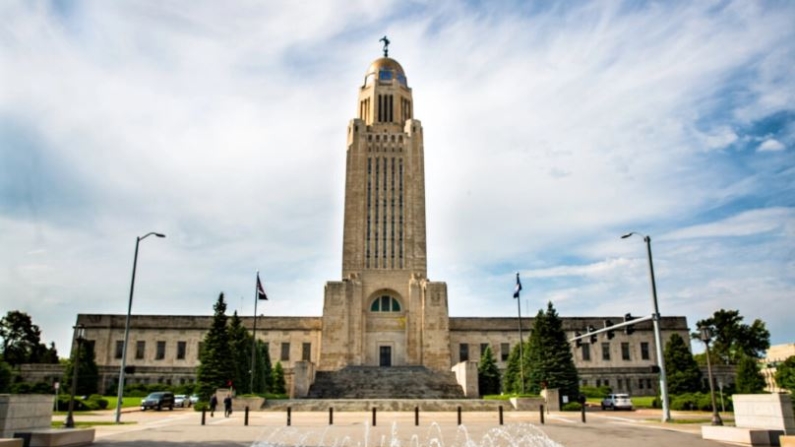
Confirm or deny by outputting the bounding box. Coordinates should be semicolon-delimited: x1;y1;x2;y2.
1;1;794;353
757;138;786;152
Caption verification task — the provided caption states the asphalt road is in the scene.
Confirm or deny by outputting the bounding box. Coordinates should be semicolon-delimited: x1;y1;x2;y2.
65;407;739;447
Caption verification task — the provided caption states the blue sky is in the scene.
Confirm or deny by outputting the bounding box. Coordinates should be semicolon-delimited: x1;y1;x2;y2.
1;0;793;356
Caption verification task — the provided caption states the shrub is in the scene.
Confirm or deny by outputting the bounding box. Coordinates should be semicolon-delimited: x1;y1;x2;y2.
87;394;109;409
580;385;611;398
561;402;582;412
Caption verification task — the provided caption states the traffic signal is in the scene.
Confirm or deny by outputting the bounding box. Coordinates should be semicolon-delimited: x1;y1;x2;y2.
604;319;615;340
575;331;583;348
624;313;636;335
588;325;597;343
650;365;661;373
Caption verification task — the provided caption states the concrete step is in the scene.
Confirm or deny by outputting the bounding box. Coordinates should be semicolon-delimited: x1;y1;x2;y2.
307;366;466;399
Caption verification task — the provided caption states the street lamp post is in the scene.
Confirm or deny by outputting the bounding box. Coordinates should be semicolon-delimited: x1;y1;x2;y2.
65;324;85;429
699;326;723;426
115;232;165;424
622;232;671;422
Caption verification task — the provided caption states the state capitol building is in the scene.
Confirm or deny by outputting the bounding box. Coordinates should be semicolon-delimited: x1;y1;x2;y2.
70;47;692;398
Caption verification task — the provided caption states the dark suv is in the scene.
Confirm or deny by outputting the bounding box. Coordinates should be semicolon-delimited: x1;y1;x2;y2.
140;391;175;411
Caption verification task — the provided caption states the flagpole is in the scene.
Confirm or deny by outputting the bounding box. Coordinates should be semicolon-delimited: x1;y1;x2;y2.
514;272;525;394
249;271;259;393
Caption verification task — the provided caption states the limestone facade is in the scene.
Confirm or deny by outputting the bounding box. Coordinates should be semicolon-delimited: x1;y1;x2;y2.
63;52;695;398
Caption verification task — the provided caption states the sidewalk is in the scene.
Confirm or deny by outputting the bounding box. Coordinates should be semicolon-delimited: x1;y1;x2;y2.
65;408;738;447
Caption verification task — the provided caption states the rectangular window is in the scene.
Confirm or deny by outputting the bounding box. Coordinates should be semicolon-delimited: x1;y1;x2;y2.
646;379;653;389
639;379;644;389
618;378;623;389
156;341;166;360
621;342;631;361
582;344;591;361
641;342;650;360
501;343;510;362
582;380;588;387
281;342;290;361
177;341;186;360
596;379;601;387
601;342;611;361
480;343;490;356
604;379;609;387
459;343;469;362
115;340;124;360
135;341;145;360
302;343;311;361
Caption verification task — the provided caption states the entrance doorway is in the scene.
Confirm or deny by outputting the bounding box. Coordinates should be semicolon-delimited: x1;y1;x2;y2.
379;346;392;367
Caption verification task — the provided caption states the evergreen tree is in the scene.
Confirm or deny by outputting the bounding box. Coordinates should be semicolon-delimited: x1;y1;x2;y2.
774;356;795;392
254;341;273;394
63;341;99;395
196;293;236;399
664;333;703;394
228;312;252;394
735;354;766;394
525;302;579;398
477;345;501;396
272;361;286;395
502;342;524;394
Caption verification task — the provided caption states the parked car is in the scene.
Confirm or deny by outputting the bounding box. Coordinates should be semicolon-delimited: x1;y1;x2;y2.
189;394;200;406
140;392;175;411
174;394;187;408
601;393;633;411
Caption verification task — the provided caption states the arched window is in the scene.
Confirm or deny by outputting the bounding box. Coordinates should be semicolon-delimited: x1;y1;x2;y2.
370;295;401;312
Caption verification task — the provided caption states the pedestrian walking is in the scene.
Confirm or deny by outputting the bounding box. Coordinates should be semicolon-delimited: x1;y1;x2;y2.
223;394;232;418
209;394;218;417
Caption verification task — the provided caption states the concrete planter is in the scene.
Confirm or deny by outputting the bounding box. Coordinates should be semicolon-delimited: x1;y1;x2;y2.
0;394;54;438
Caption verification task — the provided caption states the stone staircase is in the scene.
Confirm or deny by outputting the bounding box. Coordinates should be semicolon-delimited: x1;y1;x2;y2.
306;366;466;399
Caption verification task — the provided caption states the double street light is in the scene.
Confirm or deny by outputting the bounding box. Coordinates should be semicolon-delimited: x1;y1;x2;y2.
65;324;85;428
621;232;671;422
699;326;723;426
115;232;165;424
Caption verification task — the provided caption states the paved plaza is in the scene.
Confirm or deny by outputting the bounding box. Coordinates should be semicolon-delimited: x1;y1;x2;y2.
62;407;739;447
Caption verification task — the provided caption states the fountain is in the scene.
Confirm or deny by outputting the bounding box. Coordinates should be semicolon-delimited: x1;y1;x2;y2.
251;421;563;447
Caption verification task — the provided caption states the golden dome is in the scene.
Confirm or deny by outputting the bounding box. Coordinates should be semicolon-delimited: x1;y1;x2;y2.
365;57;405;77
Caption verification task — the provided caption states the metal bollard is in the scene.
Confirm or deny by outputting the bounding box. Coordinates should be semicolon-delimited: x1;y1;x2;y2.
415;406;419;426
457;406;462;425
287;406;291;426
540;404;545;424
372;407;377;427
329;407;333;425
499;406;503;425
202;408;206;426
245;406;249;426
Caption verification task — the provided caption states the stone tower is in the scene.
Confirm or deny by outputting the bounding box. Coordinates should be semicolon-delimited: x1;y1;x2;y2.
318;52;451;371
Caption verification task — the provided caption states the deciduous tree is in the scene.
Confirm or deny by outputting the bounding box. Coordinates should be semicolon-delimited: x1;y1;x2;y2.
696;309;770;364
774;356;795;392
0;311;57;366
